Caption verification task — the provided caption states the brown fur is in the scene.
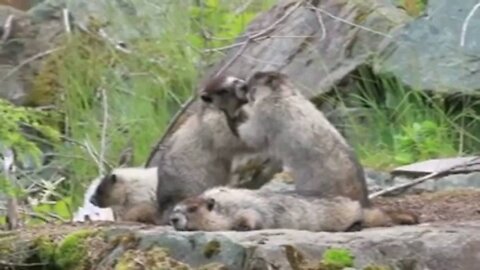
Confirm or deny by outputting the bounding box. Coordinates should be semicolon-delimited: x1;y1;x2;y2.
114;202;162;225
200;71;370;207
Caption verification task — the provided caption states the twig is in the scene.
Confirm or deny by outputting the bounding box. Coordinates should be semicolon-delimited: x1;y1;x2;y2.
99;88;108;175
0;261;47;267
460;2;480;47
1;48;63;82
309;3;327;41
2;148;20;230
234;0;255;15
369;156;480;199
308;6;392;39
0;14;14;42
216;0;304;77
62;8;71;34
98;28;132;54
83;138;102;170
0;206;51;223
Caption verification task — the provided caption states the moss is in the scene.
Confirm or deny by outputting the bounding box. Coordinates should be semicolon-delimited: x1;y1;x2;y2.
203;240;221;259
363;264;393;270
29;49;63;107
321;248;354;268
284;245;357;270
284;245;309;270
54;228;98;270
197;263;228;270
115;246;191;270
34;235;56;263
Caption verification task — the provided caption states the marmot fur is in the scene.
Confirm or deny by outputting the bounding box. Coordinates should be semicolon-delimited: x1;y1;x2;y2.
169;187;418;232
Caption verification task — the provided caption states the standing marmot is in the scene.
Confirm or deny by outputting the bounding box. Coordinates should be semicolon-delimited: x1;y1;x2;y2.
155;75;257;223
200;71;370;206
169;187;418;232
90;167;160;224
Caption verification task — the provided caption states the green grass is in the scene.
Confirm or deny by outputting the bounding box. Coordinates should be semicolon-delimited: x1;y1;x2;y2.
338;67;480;170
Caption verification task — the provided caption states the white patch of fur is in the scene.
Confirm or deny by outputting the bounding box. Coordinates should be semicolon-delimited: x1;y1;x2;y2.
223;76;245;87
111;167;158;205
72;177;114;222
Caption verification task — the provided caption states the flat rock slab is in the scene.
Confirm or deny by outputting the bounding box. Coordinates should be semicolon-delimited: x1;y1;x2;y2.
102;221;480;270
391;156;480;177
3;218;480;269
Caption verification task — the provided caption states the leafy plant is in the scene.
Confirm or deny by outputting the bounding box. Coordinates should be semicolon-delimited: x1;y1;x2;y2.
393;120;455;164
321;248;354;268
339;67;480;170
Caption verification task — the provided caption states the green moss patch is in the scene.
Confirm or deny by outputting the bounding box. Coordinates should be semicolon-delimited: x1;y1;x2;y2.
115;246;190;270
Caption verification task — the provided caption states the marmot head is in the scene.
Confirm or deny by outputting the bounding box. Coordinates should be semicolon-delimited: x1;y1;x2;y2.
246;71;292;101
89;172;128;208
199;75;249;117
169;196;216;231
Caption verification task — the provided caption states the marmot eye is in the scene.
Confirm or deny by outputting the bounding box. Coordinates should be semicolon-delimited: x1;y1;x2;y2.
187;206;198;213
217;89;228;95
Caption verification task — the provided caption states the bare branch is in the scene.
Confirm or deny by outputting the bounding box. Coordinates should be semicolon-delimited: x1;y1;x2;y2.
369;156;480;199
0;14;14;42
99;87;108;175
307;6;392;39
460;2;480;47
62;8;71;34
1;48;64;82
2;148;20;230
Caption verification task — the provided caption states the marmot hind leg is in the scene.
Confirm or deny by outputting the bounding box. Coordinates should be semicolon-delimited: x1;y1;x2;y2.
232;209;263;231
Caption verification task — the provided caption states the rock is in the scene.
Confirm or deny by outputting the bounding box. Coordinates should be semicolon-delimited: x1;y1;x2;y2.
375;0;480;93
105;221;480;270
59;0;166;42
0;4;64;105
391;156;480;177
6;222;480;270
202;0;411;99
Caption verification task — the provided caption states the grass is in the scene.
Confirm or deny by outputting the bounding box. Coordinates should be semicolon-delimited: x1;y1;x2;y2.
337;67;480;170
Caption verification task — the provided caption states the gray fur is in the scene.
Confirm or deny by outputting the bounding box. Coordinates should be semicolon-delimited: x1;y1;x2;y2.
237;71;370;206
171;186;364;232
156;84;254;224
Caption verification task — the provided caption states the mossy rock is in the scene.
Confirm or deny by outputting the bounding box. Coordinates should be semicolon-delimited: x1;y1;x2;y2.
30;227;108;270
115;246;191;270
54;229;98;269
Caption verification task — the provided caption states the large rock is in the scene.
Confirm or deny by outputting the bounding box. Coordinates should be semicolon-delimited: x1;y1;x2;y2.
375;0;480;93
6;222;480;269
0;4;64;105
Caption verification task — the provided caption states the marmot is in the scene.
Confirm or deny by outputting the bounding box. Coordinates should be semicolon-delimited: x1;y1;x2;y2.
200;71;370;207
89;167;161;224
155;75;257;223
169;187;419;232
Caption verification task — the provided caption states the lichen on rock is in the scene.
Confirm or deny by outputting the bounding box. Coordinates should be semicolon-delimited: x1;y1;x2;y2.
115;246;191;270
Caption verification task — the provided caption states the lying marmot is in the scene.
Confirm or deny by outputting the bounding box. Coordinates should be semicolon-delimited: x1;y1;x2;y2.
169;187;419;232
89;166;161;224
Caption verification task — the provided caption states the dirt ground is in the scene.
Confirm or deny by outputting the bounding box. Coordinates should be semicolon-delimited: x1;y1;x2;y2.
372;188;480;223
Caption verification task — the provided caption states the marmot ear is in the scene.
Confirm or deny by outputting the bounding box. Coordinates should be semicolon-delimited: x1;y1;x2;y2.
234;84;249;102
110;174;117;184
206;198;215;211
